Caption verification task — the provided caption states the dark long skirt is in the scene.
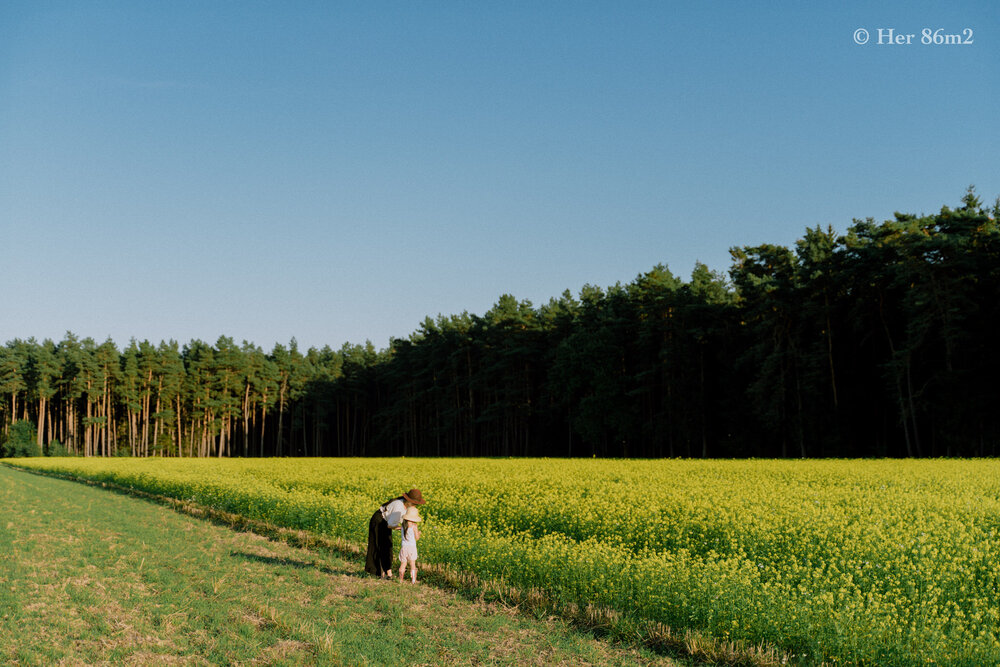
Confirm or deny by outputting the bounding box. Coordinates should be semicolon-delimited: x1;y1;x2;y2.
364;509;392;577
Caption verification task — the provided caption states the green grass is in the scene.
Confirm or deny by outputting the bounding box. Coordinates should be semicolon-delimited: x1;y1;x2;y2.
0;465;681;666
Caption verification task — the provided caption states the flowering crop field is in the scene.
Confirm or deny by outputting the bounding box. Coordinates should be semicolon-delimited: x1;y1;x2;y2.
7;457;999;665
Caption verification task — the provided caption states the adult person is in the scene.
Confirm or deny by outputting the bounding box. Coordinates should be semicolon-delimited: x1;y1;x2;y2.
365;488;426;578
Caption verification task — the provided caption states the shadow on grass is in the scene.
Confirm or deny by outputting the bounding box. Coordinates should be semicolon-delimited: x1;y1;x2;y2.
229;549;359;577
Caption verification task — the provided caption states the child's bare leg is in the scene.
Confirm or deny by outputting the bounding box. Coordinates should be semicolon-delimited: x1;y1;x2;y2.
410;560;417;583
398;560;405;582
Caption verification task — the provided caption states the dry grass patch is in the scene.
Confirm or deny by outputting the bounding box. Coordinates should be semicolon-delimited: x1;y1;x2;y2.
122;651;211;666
251;639;314;665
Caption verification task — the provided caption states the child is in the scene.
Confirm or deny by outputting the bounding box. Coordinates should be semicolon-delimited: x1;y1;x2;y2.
398;505;422;583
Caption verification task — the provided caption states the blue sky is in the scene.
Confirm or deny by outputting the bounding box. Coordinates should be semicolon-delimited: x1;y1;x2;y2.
2;1;997;352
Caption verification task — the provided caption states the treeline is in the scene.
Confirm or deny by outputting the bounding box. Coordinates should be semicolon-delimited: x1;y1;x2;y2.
3;190;998;458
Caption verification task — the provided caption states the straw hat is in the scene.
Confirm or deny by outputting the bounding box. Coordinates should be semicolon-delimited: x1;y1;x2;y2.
403;488;425;505
402;506;422;523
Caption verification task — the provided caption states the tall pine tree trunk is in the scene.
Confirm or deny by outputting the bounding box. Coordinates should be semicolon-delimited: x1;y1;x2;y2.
242;383;251;457
151;390;161;457
36;396;46;452
176;396;183;457
276;383;286;456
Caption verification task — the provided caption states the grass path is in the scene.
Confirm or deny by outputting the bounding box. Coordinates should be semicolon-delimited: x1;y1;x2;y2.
0;465;680;666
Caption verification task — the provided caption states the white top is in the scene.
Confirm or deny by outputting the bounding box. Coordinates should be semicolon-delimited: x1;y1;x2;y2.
400;523;418;550
381;498;406;528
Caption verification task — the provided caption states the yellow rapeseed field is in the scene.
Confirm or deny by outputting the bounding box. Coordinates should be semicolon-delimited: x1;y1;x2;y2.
8;457;999;665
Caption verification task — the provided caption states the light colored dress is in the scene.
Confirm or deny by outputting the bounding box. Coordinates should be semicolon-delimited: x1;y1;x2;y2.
399;523;418;562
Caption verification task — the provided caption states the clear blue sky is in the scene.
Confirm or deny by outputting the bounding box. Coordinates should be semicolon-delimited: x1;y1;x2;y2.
2;1;997;352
